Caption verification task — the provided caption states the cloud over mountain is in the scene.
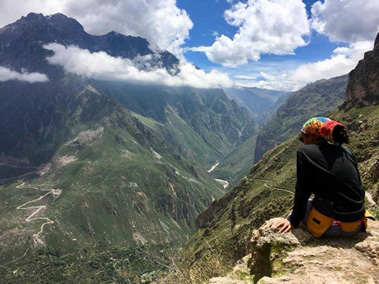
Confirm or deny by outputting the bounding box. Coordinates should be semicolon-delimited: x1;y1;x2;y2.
0;67;49;83
44;43;233;89
239;41;372;91
191;0;310;67
0;0;193;56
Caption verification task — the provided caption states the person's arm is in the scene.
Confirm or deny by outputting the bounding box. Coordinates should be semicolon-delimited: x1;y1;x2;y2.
288;150;312;227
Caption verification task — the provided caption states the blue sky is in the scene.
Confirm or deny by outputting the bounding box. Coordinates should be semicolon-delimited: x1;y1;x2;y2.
171;0;377;91
1;0;378;91
176;0;356;88
178;0;334;66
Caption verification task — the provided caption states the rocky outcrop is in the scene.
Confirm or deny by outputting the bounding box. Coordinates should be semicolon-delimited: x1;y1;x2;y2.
210;218;379;284
344;33;379;107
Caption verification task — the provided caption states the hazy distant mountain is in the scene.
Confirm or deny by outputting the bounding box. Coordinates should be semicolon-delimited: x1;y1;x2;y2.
223;87;290;125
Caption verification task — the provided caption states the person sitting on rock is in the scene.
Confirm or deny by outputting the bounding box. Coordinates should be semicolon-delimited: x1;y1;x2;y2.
275;117;372;237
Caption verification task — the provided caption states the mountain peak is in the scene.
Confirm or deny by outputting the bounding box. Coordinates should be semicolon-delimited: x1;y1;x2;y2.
24;12;45;20
0;13;179;75
22;12;85;32
1;12;85;34
48;13;85;32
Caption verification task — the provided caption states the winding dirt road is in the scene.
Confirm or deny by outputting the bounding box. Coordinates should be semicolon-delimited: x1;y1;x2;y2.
16;184;61;245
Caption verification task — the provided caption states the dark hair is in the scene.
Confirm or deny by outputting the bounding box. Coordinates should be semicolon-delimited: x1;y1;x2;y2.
333;125;349;145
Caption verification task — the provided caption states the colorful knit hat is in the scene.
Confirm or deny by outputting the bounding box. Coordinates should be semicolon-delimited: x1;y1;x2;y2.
301;117;345;144
301;117;331;136
321;120;345;143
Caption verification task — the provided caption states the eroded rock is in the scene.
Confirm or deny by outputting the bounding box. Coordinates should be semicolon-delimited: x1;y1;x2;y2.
209;218;379;284
251;218;379;284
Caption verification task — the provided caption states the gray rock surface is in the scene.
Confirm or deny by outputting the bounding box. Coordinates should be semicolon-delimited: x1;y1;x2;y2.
209;218;379;284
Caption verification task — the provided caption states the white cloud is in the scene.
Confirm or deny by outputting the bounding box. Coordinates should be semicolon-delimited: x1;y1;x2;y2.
311;0;379;43
0;0;193;56
234;74;257;80
0;67;49;83
290;41;372;84
236;41;372;91
44;43;233;89
191;0;310;67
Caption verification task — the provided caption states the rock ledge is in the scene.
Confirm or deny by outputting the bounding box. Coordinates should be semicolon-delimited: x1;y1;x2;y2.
210;218;379;284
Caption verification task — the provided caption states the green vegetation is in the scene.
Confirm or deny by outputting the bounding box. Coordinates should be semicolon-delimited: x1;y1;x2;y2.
1;244;171;283
0;82;226;278
92;81;259;169
211;135;258;187
180;103;379;283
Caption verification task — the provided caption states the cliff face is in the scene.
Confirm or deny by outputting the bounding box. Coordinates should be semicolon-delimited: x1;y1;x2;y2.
345;33;379;106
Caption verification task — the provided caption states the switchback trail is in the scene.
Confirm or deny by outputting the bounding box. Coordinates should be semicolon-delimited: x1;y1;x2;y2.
16;184;62;245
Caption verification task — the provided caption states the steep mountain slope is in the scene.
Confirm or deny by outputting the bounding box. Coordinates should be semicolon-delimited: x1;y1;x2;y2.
0;13;258;172
179;35;379;284
91;81;259;169
210;134;258;187
0;78;225;263
0;13;228;274
254;74;348;163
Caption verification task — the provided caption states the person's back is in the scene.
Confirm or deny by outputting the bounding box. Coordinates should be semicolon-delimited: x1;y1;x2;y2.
295;142;365;224
275;117;372;237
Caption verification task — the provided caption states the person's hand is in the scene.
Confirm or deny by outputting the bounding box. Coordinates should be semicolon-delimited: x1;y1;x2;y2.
274;218;293;233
